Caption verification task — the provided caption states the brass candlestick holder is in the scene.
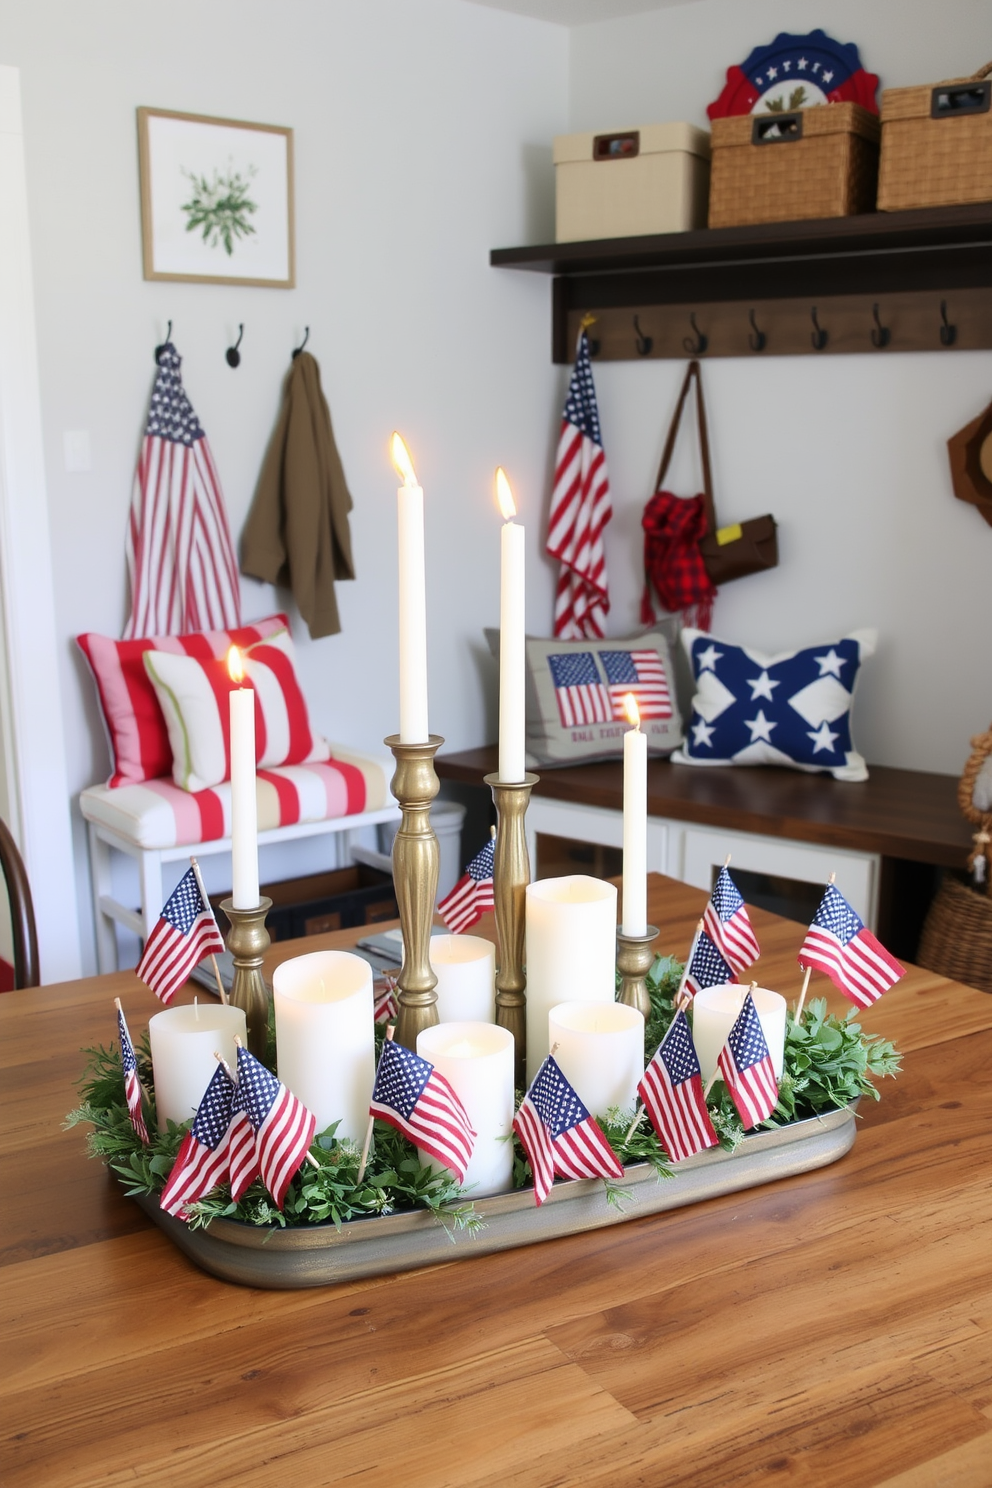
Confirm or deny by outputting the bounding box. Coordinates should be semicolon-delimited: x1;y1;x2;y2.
386;735;444;1050
219;895;273;1061
485;771;538;1089
616;926;660;1021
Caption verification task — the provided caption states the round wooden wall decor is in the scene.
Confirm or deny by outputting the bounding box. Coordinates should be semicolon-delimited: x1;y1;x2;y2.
947;397;992;528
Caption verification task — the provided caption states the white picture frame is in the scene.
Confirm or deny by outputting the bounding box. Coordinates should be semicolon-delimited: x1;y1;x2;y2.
138;107;295;288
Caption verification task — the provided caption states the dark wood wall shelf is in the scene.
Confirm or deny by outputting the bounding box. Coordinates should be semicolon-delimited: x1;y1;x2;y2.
491;204;992;361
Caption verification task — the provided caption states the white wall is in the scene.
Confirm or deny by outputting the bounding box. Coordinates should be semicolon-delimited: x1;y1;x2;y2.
1;0;568;972
567;0;992;774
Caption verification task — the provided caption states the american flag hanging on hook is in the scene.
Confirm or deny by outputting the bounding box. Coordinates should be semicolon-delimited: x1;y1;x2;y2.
124;341;242;639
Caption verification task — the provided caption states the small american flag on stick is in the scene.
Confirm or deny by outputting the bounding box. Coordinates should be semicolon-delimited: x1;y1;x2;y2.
116;1001;149;1144
683;928;738;1000
638;1011;718;1163
370;1038;476;1183
437;834;495;935
703;867;760;975
799;884;905;1009
159;1062;236;1218
514;1055;623;1206
546;329;613;639
233;1045;316;1211
716;991;779;1130
136;866;226;1005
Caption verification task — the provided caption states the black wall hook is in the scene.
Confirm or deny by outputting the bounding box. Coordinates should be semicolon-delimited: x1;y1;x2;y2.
682;312;708;355
291;326;310;359
939;300;957;347
748;309;766;352
154;321;172;364
810;307;828;351
226;324;245;368
633;314;653;356
870;303;891;349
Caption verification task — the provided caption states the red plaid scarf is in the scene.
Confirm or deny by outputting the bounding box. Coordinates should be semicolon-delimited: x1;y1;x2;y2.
641;489;715;630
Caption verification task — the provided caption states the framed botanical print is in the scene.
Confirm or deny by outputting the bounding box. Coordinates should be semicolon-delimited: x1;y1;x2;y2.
137;108;294;288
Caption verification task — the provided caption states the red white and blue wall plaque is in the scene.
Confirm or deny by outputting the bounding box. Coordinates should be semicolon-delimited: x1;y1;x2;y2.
707;29;879;120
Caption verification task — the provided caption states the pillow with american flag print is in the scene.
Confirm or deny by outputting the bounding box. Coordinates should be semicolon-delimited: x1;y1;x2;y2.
488;623;684;768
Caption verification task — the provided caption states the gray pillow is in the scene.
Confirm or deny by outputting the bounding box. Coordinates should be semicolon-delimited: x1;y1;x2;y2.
486;623;684;769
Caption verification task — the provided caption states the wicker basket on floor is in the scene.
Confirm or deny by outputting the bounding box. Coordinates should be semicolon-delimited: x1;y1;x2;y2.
916;724;992;993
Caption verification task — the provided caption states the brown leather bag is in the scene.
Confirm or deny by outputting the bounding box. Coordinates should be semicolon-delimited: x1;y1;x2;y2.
656;360;779;587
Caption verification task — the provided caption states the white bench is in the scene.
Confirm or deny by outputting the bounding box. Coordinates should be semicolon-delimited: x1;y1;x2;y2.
80;753;399;973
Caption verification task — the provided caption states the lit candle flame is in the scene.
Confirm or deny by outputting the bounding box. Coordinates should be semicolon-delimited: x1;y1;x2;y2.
390;432;418;487
624;693;640;728
227;645;245;684
495;467;516;521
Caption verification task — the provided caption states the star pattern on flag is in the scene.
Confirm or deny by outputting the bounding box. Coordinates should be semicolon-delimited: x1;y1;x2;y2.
145;344;204;446
684;928;738;998
681;632;868;772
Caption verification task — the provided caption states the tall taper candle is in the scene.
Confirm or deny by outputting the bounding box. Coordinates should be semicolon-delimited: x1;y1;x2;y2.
621;694;647;937
496;468;525;783
392;433;429;744
228;647;259;909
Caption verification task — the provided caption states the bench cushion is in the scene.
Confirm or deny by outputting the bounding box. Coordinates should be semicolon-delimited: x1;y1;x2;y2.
80;749;391;850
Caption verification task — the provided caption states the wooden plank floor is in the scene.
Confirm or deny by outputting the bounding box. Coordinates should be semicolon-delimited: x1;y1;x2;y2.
1;875;990;1487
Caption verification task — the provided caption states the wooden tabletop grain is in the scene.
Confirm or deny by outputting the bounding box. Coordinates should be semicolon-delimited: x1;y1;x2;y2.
1;875;990;1488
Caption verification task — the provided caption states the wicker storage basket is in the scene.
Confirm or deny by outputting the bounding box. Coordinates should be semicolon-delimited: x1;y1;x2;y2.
708;103;880;229
917;875;992;993
878;63;992;211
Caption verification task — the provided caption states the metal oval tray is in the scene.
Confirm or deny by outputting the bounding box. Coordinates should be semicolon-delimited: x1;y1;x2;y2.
135;1103;856;1289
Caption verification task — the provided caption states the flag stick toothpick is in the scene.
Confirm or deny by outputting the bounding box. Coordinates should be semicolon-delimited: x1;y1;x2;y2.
675;919;704;1010
190;856;228;1005
624;1106;645;1145
357;1026;395;1184
703;1071;720;1100
795;965;812;1022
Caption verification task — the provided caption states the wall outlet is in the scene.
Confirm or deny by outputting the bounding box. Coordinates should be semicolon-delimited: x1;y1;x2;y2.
63;430;91;472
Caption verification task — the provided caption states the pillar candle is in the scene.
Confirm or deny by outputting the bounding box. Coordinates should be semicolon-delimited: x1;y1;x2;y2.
228;648;259;909
430;934;496;1023
549;1000;644;1120
524;875;617;1084
273;950;376;1145
391;433;428;744
149;1002;247;1132
621;698;647;937
691;984;788;1083
417;1021;515;1196
496;467;525;783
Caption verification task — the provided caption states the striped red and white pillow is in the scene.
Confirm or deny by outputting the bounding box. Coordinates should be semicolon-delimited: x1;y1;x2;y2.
144;630;330;793
77;615;291;788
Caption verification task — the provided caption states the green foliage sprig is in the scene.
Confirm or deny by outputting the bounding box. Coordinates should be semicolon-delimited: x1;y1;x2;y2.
181;163;258;255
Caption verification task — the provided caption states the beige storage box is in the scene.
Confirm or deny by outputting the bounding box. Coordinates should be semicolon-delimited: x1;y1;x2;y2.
553;123;710;242
877;65;992;211
708;103;880;229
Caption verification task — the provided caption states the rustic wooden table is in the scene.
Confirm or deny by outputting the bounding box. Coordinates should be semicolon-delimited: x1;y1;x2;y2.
2;875;990;1488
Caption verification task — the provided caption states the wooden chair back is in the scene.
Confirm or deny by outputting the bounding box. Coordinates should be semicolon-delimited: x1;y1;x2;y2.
0;818;39;989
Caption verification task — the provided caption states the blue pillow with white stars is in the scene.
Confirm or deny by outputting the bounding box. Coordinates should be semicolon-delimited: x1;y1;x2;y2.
672;628;876;782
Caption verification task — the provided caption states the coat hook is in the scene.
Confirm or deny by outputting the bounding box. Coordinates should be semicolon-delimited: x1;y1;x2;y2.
810;307;828;351
682;312;708;355
579;313;600;357
870;303;891;349
748;309;766;353
154;321;173;365
225;324;245;368
291;326;310;359
633;314;653;357
939;300;957;347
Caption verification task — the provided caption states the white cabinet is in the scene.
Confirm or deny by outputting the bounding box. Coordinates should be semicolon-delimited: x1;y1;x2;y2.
526;796;879;929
